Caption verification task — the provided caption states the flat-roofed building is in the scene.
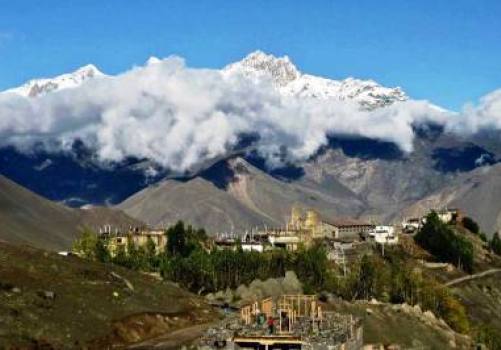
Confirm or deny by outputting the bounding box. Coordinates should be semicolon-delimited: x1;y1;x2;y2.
99;226;167;256
329;218;375;240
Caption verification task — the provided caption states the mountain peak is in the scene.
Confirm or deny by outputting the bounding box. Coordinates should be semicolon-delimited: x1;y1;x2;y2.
225;51;407;109
225;50;300;86
74;64;104;77
4;64;105;98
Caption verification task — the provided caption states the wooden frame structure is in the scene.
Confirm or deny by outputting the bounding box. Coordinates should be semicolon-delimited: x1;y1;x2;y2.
279;294;317;318
232;295;362;349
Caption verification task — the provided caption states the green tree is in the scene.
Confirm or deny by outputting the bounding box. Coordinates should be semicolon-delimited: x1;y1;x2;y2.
72;228;98;259
490;232;501;255
146;237;158;269
415;212;474;273
166;221;188;257
356;255;376;300
94;238;110;263
113;245;129;267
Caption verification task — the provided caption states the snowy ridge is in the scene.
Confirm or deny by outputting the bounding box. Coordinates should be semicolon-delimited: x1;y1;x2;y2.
4;51;407;109
4;64;105;98
223;51;407;109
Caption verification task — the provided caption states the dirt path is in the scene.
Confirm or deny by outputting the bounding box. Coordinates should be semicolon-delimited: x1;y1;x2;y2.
127;322;214;349
445;268;501;287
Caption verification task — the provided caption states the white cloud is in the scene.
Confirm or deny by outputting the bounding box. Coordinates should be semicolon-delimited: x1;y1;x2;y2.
0;56;453;172
446;89;501;135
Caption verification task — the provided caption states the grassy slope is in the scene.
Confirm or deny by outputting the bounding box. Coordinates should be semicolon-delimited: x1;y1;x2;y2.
328;300;471;349
0;241;216;348
451;275;501;337
0;175;142;251
400;225;501;347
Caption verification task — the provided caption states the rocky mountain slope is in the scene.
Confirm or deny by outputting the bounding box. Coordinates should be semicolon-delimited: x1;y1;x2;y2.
118;157;366;232
0;175;141;250
401;164;501;235
118;130;501;235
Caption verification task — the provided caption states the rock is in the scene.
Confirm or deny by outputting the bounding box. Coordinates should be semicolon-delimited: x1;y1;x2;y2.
412;304;422;314
369;298;380;305
401;303;412;314
223;288;234;303
205;293;215;302
423;310;436;322
387;345;401;350
214;290;225;300
110;271;134;292
11;287;21;294
366;308;373;315
113;291;119;298
38;290;56;300
438;318;449;328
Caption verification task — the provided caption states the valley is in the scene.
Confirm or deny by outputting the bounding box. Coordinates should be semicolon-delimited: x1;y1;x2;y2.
0;8;500;348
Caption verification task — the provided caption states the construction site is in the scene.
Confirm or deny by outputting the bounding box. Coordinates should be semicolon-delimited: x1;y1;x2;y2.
199;294;363;350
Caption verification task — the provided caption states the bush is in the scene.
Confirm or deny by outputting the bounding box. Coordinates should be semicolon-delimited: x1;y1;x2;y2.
462;216;480;234
440;293;470;334
491;232;501;255
72;228;98;259
474;324;501;350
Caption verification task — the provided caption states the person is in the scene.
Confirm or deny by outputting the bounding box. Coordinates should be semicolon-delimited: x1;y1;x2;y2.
267;316;275;334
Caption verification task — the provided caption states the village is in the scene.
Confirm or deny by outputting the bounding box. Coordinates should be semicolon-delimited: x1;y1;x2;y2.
72;206;464;350
91;206;461;266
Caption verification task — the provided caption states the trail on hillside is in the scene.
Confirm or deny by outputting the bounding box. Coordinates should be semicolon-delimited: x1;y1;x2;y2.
445;268;501;287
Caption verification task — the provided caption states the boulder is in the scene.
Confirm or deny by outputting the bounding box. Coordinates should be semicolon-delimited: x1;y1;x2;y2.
38;290;56;300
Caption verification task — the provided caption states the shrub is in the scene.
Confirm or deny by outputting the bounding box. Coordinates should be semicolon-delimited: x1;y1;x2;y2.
72;228;98;259
491;232;501;255
462;216;480;234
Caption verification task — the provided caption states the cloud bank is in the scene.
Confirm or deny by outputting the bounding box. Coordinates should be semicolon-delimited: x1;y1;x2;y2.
0;56;498;172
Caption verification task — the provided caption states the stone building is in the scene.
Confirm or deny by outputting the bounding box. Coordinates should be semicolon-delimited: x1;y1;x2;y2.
99;226;167;256
328;219;374;241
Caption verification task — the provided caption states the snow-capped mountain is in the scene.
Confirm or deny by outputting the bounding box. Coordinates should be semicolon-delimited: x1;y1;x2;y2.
4;64;105;98
224;51;407;109
4;51;407;110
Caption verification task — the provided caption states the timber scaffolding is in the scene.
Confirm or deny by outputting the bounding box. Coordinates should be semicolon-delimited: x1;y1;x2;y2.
200;295;363;349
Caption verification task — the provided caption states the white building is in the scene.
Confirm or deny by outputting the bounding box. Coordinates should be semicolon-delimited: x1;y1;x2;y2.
241;243;265;252
368;225;398;245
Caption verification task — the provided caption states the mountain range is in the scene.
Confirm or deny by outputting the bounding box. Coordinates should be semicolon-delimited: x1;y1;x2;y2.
1;51;501;240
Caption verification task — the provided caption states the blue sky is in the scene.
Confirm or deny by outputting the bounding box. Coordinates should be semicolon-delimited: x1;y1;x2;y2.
0;0;500;110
